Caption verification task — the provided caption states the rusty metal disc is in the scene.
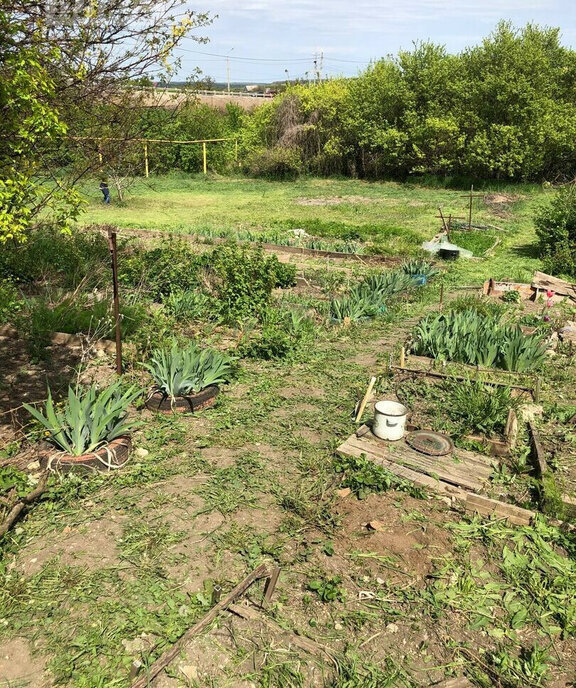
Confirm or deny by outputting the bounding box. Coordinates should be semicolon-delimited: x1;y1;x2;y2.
406;431;453;456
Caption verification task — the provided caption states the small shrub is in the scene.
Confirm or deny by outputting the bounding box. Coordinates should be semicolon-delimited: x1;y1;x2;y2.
205;243;295;322
333;454;425;500
534;184;576;278
246;147;303;180
0;279;23;324
501;289;522;303
307;576;345;603
445;379;516;436
239;308;315;360
162;290;212;321
119;239;202;300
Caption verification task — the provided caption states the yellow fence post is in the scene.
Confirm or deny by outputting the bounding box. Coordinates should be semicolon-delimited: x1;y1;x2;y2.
203;142;207;175
235;139;239;165
144;142;149;178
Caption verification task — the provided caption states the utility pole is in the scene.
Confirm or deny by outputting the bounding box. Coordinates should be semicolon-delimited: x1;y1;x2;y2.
226;48;234;94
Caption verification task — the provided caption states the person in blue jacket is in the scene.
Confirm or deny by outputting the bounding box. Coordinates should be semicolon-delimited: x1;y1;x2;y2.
99;179;110;204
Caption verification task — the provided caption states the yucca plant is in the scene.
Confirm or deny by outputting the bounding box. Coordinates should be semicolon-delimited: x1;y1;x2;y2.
401;259;439;279
23;380;141;456
144;343;233;399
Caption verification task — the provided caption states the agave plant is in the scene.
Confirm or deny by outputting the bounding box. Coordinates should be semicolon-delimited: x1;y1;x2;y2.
401;259;439;280
23;380;141;456
144;343;233;399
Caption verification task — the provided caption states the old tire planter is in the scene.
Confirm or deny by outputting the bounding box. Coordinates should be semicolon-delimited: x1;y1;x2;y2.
145;385;219;414
39;436;132;473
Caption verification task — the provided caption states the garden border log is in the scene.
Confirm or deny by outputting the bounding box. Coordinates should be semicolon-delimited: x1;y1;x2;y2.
389;365;534;397
130;563;270;688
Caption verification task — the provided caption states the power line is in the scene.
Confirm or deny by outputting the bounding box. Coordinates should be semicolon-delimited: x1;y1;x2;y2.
174;46;311;62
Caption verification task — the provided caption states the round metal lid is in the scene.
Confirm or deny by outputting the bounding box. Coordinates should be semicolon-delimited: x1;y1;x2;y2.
406;431;454;456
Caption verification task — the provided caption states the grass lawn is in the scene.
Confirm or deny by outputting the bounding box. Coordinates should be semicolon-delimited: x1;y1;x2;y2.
79;174;547;265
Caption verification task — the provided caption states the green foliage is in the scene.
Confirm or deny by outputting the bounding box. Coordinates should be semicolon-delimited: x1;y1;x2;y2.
489;645;551;687
0;466;30;500
143;343;234;398
239;308;315;360
534;184;576;278
246;146;303;180
119;239;202;300
444;379;515;436
206;243;296;322
23;380;141;456
0;279;22;324
334;454;425;500
240;23;576;181
412;310;547;371
401;258;439;279
501;289;522;303
161;290;212;321
0;226;109;288
307;575;345;603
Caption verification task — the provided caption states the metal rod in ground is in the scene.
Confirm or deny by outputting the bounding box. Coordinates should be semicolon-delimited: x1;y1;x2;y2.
211;585;222;605
263;567;281;605
107;228;122;375
439;283;444;310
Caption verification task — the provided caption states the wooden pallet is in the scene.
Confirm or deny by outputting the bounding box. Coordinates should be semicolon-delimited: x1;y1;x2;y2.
338;427;535;526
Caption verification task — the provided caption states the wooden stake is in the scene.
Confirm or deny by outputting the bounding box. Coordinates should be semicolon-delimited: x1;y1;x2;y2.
439;283;444;310
399;346;406;369
107;229;122;375
355;376;377;423
202;141;207;174
143;142;149;178
263;567;281;605
130;564;269;688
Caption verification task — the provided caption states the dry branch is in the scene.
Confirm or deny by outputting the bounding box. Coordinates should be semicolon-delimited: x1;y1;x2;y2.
130;563;270;688
0;472;50;538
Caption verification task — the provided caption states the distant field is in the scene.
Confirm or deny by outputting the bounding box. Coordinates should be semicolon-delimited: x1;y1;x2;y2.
78;174;546;282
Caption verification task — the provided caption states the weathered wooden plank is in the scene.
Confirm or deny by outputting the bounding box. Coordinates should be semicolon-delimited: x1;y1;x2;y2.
532;271;576;299
464;493;534;526
337;433;535;527
528;420;549;477
337;438;468;499
347;435;490;491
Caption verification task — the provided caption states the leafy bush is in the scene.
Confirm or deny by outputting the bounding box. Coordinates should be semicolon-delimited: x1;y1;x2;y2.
501;289;522;303
205;243;296;322
0;279;23;324
23;380;141;456
246;147;303;180
0;225;110;288
535;185;576;278
119;239;202;300
144;343;234;399
333;454;425;500
239;308;315;360
412;310;548;372
445;379;516;436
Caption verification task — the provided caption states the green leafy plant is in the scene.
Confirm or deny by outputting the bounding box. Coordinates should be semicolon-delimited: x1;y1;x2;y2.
334;454;425;500
23;380;141;456
239;308;315;360
501;289;522;303
307;575;345;603
412;310;547;372
204;243;296;322
144;343;234;399
401;258;439;279
0;278;22;324
162;290;211;321
445;379;516;436
535;184;576;278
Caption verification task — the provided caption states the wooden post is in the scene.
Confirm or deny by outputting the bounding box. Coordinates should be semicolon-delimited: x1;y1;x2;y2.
203;141;207;174
355;376;377;423
107;229;122;376
263;567;281;605
439;283;444;310
98;143;103;165
235;138;239;165
468;184;473;230
143;142;149;178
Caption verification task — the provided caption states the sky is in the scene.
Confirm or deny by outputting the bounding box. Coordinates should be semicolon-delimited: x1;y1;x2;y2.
174;0;576;83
